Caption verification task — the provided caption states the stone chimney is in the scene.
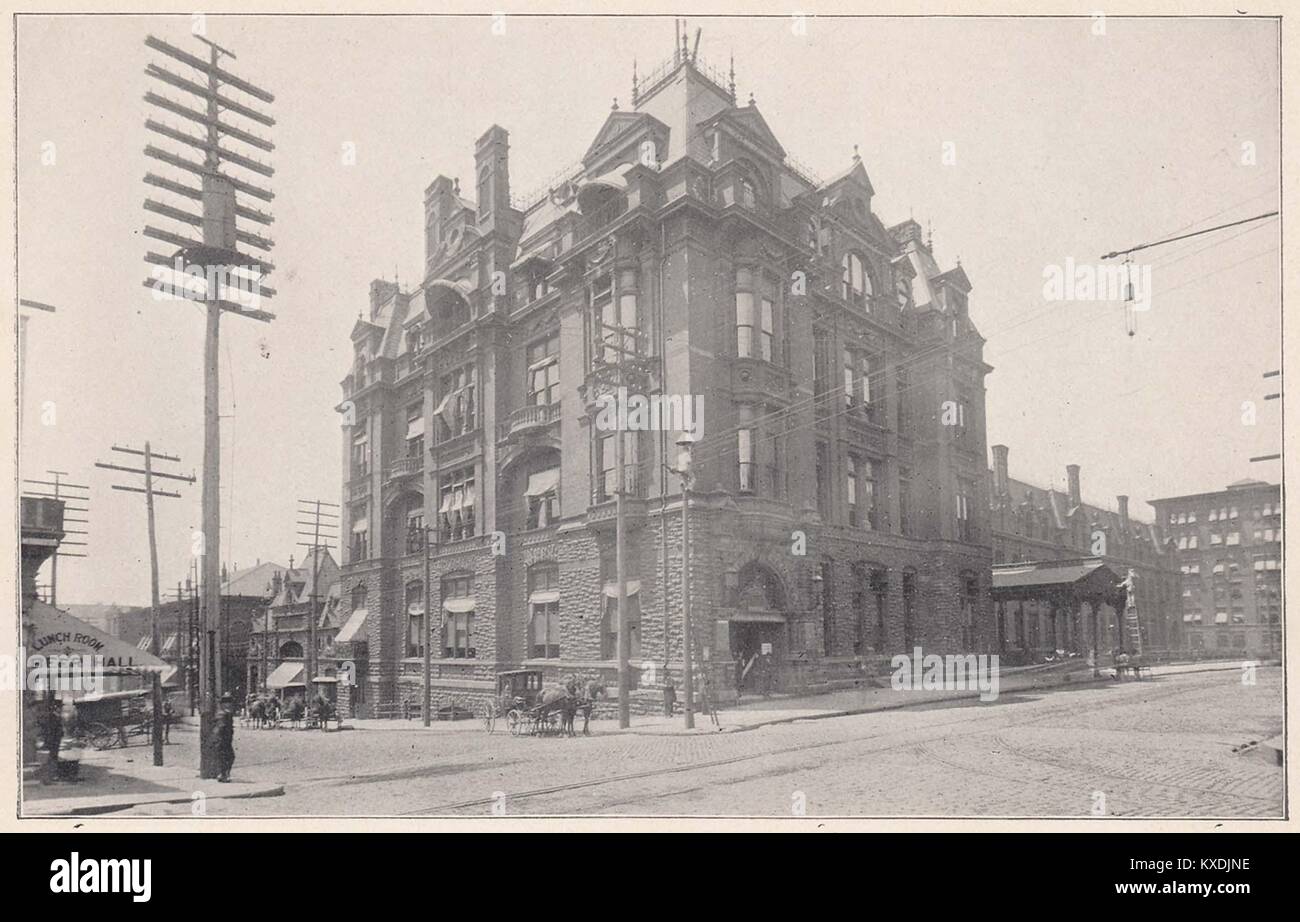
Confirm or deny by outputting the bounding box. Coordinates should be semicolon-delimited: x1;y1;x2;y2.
424;175;456;271
369;279;399;317
992;444;1010;497
1117;495;1130;533
474;125;511;236
1066;464;1081;508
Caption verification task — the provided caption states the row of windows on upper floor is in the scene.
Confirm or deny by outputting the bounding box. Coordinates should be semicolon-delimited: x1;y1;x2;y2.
1165;503;1281;525
369;245;926;381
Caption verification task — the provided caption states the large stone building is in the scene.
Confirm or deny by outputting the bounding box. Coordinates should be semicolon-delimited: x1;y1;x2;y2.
335;43;994;716
988;446;1180;659
1150;479;1281;656
248;550;342;700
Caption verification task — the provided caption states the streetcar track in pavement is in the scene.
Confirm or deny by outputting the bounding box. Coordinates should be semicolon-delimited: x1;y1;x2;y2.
399;671;1236;815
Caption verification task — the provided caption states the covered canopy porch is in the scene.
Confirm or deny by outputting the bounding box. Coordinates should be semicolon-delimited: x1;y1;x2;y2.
991;559;1129;668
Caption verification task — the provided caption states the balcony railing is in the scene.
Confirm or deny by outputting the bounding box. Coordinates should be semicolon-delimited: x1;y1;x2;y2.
386;455;424;481
497;401;562;442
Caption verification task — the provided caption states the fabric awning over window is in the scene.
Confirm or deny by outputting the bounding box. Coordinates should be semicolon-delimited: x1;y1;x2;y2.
525;468;560;497
443;598;476;614
352;517;369;534
1214;612;1229;624
335;608;369;644
352;431;368;444
406;416;425;439
267;661;305;689
529;590;560;605
440;491;454;514
603;580;641;598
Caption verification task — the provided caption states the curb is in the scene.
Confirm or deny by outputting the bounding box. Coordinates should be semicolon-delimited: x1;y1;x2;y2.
23;782;286;817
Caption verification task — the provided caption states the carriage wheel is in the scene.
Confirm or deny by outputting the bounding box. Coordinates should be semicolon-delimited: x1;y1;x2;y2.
483;704;497;734
507;709;523;736
85;723;116;751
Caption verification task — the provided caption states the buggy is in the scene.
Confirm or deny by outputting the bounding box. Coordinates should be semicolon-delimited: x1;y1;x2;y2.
73;688;154;750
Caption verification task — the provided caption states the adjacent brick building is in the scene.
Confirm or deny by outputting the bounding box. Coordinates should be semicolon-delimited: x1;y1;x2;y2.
988;445;1180;658
335;44;994;716
1150;479;1281;656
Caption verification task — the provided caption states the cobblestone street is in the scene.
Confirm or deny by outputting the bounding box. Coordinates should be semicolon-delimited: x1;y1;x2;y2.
88;666;1282;819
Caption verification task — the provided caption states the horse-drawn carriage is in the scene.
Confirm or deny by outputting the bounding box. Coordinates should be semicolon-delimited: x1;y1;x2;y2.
483;669;604;737
73;688;153;750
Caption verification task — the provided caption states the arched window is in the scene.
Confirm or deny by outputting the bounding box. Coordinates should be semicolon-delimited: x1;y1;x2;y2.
279;640;303;659
841;252;872;307
350;583;367;611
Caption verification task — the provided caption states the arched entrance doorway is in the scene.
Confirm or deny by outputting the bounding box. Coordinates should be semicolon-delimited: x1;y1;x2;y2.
728;562;787;694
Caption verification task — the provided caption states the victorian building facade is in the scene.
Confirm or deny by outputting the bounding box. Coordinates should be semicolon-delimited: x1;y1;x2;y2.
988;446;1180;659
1150;479;1281;656
335;46;994;716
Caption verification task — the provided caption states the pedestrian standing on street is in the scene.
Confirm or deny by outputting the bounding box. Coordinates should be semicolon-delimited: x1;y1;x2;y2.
663;671;677;717
734;655;745;702
699;670;720;728
162;696;174;743
41;697;63;782
216;693;236;782
315;693;330;732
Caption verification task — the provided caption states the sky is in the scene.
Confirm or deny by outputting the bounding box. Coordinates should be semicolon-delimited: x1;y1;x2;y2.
15;14;1281;606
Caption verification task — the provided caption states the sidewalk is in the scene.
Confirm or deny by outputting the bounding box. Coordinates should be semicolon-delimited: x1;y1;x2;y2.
340;658;1257;738
23;721;284;817
592;657;1257;736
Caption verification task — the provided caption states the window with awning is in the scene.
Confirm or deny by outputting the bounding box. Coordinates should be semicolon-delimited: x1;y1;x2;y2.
525;466;560;529
440;574;475;658
439;467;476;542
528;563;561;658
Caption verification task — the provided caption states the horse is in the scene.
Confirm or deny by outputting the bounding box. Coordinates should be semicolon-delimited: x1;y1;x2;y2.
248;697;266;729
576;680;606;736
538;683;578;737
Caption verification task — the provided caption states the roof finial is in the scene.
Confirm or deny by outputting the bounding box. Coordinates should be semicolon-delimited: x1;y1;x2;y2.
926;218;934;249
728;52;736;102
748;90;756;107
852;144;860;162
632;58;639;104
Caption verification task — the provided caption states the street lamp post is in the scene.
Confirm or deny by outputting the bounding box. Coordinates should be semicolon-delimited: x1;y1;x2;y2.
671;433;696;729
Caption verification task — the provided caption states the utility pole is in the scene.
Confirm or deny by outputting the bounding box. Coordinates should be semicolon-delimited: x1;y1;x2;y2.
671;435;696;729
296;499;339;699
17;298;56;438
142;32;275;778
96;443;194;767
1251;370;1282;464
21;471;89;606
423;524;433;728
588;270;654;729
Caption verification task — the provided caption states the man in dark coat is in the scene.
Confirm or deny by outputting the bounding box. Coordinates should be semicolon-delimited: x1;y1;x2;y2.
216;693;236;782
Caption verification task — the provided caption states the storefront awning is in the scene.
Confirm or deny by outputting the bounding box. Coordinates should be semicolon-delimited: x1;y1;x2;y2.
335;608;368;644
26;600;172;675
266;661;305;689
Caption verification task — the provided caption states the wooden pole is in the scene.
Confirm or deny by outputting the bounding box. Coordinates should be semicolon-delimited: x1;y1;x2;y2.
143;443;165;767
423;525;432;727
